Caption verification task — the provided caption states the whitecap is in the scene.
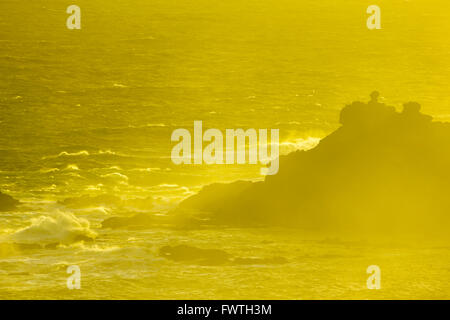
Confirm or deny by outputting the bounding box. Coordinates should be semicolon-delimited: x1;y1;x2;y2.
8;211;97;246
279;137;321;155
64;164;80;171
101;172;129;181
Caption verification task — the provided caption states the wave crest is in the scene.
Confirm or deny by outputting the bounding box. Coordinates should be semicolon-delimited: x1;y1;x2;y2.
8;211;97;246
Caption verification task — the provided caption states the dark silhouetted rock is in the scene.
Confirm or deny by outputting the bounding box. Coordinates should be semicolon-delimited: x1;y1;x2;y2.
176;94;450;236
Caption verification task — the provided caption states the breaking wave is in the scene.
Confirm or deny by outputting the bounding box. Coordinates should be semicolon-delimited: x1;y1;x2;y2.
7;211;97;246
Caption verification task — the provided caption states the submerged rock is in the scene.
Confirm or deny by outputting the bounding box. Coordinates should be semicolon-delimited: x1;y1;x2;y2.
159;244;288;266
160;245;231;265
101;213;156;230
0;191;19;211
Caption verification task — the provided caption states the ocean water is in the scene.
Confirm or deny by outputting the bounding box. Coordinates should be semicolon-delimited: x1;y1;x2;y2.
2;228;450;299
0;0;449;299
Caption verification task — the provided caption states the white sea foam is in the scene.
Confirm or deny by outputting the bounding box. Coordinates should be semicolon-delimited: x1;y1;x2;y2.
130;167;161;173
64;164;80;171
8;211;97;245
279;137;321;155
101;172;129;181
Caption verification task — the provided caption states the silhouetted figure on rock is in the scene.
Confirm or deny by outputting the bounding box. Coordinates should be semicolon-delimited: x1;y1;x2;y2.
340;92;396;129
368;91;381;106
401;101;432;124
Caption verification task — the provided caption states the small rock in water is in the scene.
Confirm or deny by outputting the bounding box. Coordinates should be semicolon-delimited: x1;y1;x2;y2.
0;191;19;211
